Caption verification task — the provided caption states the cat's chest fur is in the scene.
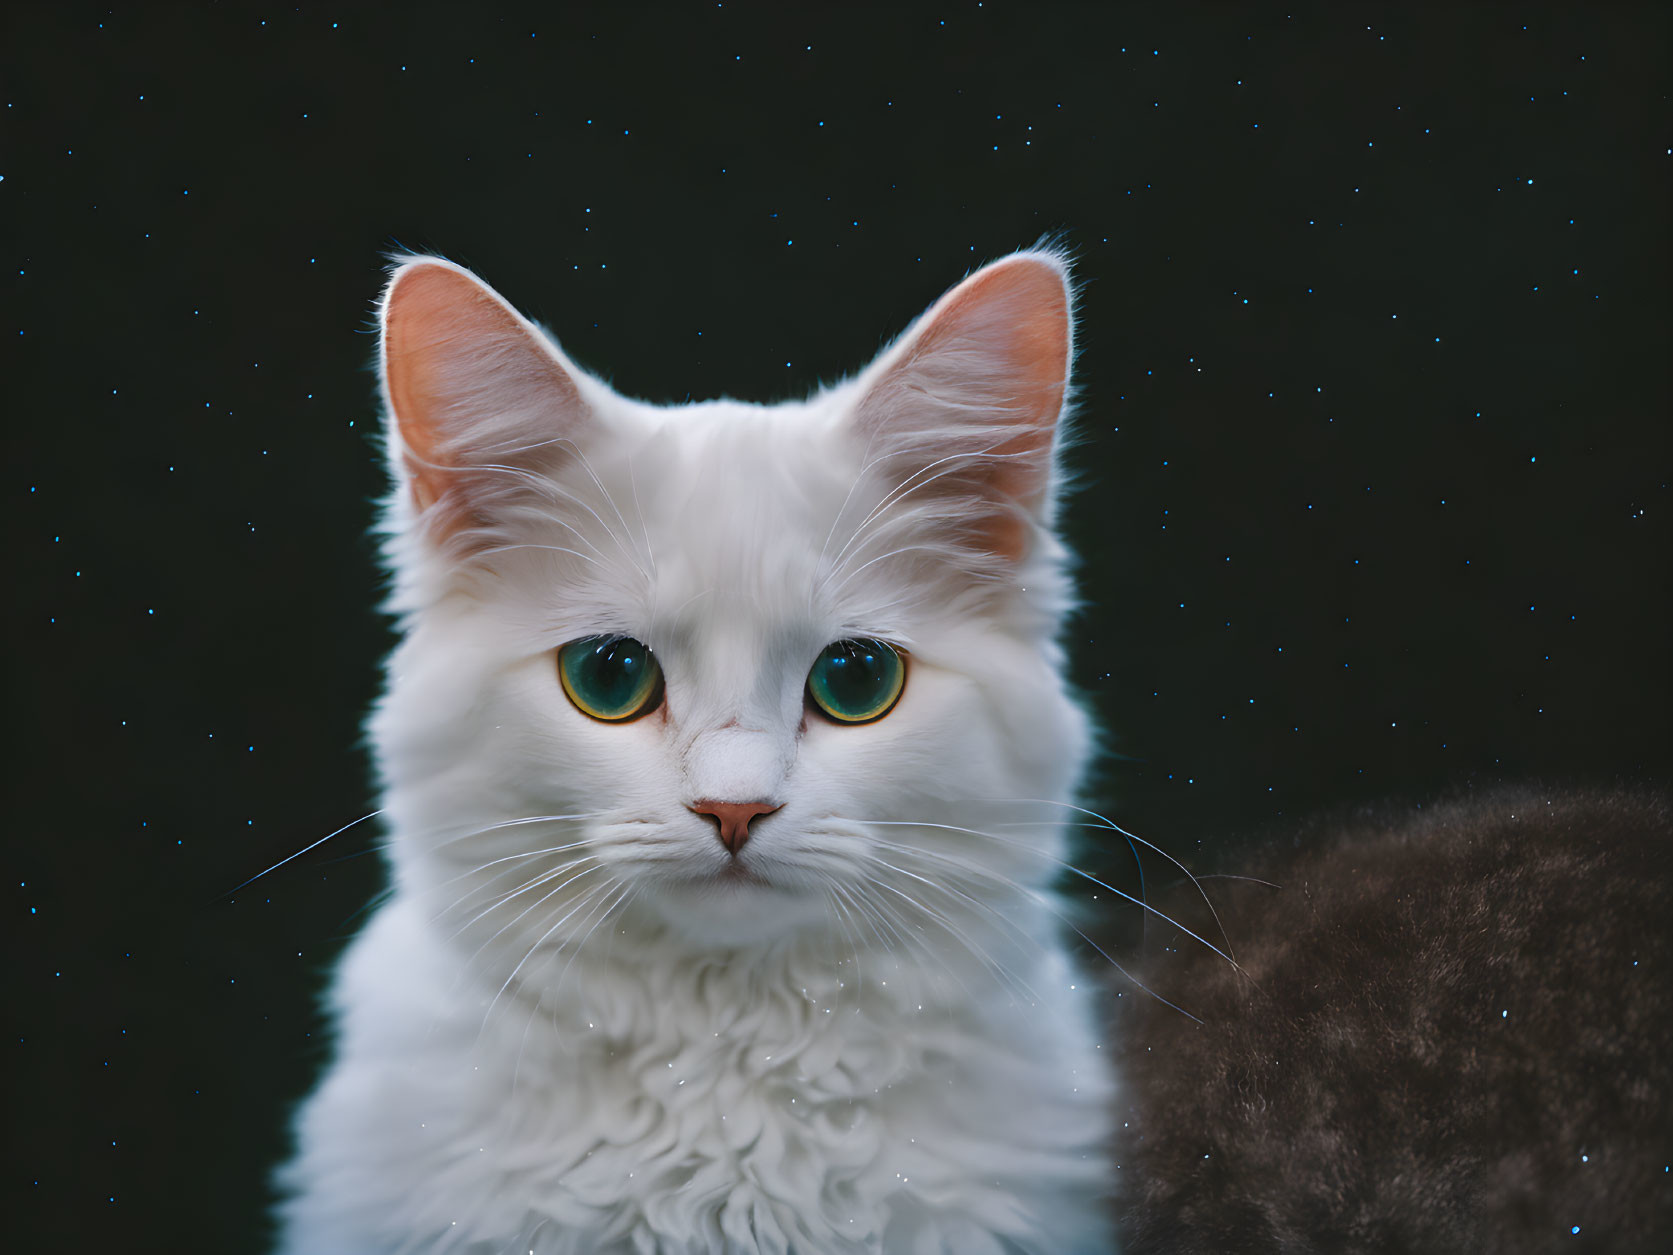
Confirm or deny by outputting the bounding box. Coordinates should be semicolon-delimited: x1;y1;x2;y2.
285;896;1112;1254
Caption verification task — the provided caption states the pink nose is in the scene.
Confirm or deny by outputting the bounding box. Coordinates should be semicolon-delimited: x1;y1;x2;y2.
689;800;781;855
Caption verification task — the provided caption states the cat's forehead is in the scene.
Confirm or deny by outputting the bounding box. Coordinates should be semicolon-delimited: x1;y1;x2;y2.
596;395;859;602
510;390;901;657
625;394;846;487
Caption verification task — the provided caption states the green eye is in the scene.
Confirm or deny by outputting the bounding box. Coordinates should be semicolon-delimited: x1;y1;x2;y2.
557;636;664;722
806;639;906;724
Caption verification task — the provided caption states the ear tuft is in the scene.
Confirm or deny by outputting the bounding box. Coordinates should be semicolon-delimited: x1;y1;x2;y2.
903;252;1071;435
850;251;1074;561
380;257;587;531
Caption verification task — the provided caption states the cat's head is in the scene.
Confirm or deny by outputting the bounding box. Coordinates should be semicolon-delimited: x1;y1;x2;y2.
371;251;1092;954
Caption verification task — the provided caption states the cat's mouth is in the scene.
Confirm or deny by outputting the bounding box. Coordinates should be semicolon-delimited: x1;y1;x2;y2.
656;857;783;896
709;860;772;889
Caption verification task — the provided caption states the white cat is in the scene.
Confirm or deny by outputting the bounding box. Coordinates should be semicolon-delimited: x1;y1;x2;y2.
274;248;1117;1254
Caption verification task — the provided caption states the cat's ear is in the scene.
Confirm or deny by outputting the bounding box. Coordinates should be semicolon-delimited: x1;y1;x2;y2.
849;250;1073;561
379;256;589;540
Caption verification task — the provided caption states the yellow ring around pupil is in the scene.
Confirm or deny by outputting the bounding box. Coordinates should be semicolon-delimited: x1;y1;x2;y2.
808;641;905;724
558;637;662;721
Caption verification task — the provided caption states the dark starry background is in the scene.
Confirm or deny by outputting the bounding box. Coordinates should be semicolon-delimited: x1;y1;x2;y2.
4;3;1669;1249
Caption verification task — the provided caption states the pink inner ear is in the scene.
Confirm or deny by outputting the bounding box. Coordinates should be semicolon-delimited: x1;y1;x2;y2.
384;263;487;510
381;260;581;514
913;256;1070;436
871;254;1072;560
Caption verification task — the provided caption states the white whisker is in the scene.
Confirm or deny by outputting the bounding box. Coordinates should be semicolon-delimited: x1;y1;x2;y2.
820;885;865;1009
858;817;1241;973
421;842;597;907
477;499;617;567
867;876;1043;1006
224;809;384;897
830;881;901;959
983;798;1237;963
545;438;653;585
626;453;655;578
513;881;640;1091
866;848;1043;954
440;857;604;942
547;881;639;1000
819;443;1007;586
475;541;607;570
856;885;977;1004
822;541;988;601
867;836;1205;1022
423;812;605;852
477;874;622;1042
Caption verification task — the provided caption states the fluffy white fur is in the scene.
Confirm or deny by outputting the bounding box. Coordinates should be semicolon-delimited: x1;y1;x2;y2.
275;250;1117;1253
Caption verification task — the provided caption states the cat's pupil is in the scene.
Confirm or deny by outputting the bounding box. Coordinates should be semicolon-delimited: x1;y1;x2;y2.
586;640;639;697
